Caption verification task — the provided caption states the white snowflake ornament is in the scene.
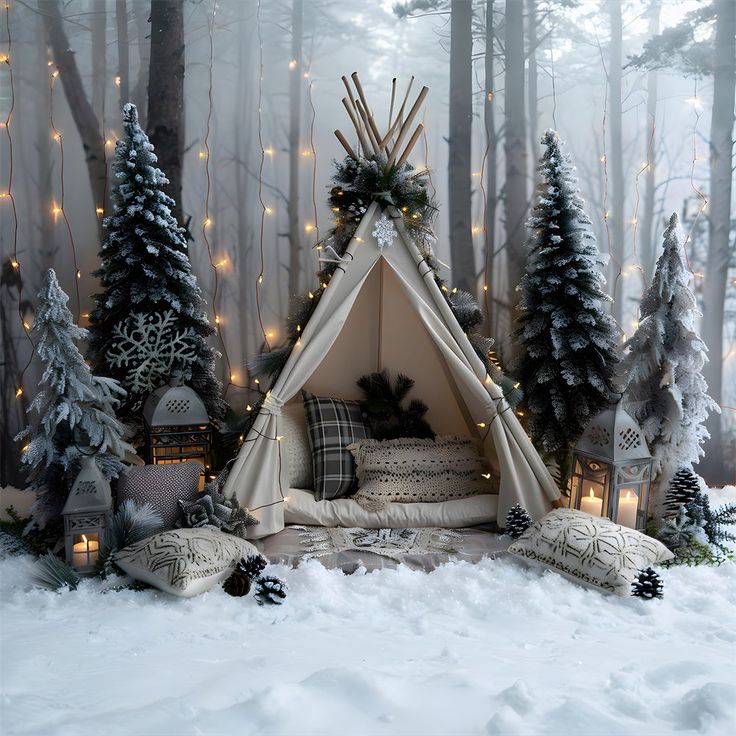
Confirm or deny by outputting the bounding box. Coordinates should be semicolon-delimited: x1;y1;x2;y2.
372;214;397;251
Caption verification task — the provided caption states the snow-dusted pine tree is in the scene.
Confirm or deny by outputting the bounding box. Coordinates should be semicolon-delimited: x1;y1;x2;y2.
88;103;224;419
622;213;718;496
513;130;619;467
15;270;134;525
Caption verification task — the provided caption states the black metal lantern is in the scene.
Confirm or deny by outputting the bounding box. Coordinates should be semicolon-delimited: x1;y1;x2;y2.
143;372;212;479
62;456;112;574
568;400;652;530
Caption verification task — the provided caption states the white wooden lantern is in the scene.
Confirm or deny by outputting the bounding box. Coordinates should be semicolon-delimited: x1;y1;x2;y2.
568;400;652;530
62;455;112;573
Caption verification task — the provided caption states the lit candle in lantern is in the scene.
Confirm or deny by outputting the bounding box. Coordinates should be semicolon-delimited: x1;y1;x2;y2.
72;534;100;568
616;490;638;529
580;488;603;517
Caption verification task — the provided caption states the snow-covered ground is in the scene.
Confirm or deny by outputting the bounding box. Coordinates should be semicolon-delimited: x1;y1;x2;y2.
1;489;735;736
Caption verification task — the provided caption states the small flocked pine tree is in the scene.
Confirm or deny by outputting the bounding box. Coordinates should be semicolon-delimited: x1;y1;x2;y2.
621;213;718;497
513;130;619;468
15;270;134;525
663;466;701;517
88;103;224;419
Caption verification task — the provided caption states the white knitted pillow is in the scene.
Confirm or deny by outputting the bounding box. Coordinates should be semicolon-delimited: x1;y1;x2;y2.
508;508;674;596
348;436;495;512
282;400;313;489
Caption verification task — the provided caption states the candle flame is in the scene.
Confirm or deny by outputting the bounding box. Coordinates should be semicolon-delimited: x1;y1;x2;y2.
625;491;632;499
589;488;595;498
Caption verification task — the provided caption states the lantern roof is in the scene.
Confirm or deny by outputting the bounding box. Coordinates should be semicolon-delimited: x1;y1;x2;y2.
62;456;112;515
143;372;209;428
575;399;651;463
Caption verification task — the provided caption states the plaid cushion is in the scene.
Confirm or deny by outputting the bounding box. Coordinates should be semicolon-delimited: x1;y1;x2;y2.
302;390;371;500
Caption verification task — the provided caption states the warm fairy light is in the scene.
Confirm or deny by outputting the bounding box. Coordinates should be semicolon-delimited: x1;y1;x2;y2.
265;206;273;215
0;54;7;63
216;258;228;268
482;473;492;479
304;223;314;233
599;155;606;163
603;210;610;221
22;321;30;330
693;272;705;279
21;444;29;453
258;274;264;284
203;217;212;227
230;373;236;382
214;315;221;324
51;204;62;216
276;435;284;441
355;236;364;243
114;75;121;87
52;132;60;141
477;422;487;428
308;291;314;299
10;259;18;268
51;70;59;78
630;319;639;329
441;285;449;292
301;149;311;157
513;382;521;389
629;217;638;226
471;226;483;234
288;59;297;69
685;96;702;110
451;287;458;294
472;171;481;177
76;270;81;279
254;378;260;385
246;404;253;412
266;331;275;339
264;147;273;156
81;312;89;318
295;337;302;346
95;207;104;215
640;162;649;170
517;411;525;417
0;192;8;198
198;151;208;159
15;387;23;397
483;285;488;292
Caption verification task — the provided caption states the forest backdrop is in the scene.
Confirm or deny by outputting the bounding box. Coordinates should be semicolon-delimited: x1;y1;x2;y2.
1;0;734;486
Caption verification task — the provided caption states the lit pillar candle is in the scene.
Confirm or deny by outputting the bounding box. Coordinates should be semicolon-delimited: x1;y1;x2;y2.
580;488;603;517
72;534;99;568
616;490;638;528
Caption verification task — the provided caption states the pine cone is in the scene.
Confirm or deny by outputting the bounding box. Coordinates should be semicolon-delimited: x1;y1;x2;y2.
505;503;533;539
631;567;663;599
223;568;252;597
255;575;288;605
240;554;268;579
664;467;701;516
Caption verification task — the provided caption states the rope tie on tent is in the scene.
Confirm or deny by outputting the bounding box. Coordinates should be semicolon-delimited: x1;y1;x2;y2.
261;392;284;416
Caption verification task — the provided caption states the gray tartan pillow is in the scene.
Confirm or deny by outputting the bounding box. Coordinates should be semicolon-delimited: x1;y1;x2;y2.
116;461;203;530
302;390;371;500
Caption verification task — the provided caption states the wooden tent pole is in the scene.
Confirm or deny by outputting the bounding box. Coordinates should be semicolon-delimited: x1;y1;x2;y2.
341;97;371;155
351;72;384;152
396;124;424;167
334;129;357;159
387;86;429;166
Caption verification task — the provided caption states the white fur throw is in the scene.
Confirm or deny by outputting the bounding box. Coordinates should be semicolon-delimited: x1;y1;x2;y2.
348;436;494;512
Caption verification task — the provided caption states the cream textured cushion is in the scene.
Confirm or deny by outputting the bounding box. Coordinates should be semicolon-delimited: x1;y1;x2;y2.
508;508;674;596
114;528;259;598
284;488;497;528
349;436;495;511
282;400;313;489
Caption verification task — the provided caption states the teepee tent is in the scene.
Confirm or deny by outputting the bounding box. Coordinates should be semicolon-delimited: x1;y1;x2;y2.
223;76;561;538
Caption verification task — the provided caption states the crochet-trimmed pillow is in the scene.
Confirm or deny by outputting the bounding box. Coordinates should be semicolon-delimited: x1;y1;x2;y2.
507;508;674;596
114;528;259;598
116;461;203;530
282;400;313;489
348;436;495;512
302;390;371;500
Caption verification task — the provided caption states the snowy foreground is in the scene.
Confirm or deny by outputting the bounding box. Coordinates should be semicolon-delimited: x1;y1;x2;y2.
2;490;735;736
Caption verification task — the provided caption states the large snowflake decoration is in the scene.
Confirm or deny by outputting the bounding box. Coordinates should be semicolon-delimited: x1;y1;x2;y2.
107;310;197;404
372;213;397;251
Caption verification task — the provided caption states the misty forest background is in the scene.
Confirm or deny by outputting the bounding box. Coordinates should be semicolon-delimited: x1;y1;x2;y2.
1;0;734;488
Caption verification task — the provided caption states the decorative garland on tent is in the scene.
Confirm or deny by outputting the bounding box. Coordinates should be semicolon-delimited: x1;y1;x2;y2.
224;155;521;448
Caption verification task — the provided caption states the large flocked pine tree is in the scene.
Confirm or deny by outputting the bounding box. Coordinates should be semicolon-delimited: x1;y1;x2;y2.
514;130;619;469
622;213;718;494
16;270;134;526
88;103;224;419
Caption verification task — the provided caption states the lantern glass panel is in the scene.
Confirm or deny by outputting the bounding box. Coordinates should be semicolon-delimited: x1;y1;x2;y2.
611;485;641;528
71;532;100;569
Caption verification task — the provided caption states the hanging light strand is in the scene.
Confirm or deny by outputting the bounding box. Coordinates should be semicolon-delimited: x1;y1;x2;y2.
2;5;34;395
254;0;270;354
307;76;320;247
200;0;244;393
49;66;82;318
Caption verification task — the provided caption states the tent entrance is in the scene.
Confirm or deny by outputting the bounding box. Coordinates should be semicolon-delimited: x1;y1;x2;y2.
302;258;478;439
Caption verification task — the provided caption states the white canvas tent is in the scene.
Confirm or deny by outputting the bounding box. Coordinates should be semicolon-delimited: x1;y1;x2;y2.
224;202;561;538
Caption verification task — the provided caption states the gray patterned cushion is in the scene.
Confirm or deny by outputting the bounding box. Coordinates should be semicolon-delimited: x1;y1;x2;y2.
114;528;258;597
282;400;313;489
116;462;202;530
302;391;371;500
349;436;495;511
508;508;674;596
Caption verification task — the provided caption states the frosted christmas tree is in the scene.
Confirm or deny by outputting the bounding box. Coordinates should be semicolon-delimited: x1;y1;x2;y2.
15;270;134;525
513;130;619;467
622;213;718;499
88;103;224;419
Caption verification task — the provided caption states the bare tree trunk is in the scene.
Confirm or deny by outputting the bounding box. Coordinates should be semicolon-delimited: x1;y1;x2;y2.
147;0;185;225
483;0;497;333
527;0;538;158
504;0;527;310
640;1;659;283
131;0;150;128
701;0;735;483
609;0;624;327
448;0;475;294
40;0;106;221
287;0;303;299
91;0;107;127
115;0;130;107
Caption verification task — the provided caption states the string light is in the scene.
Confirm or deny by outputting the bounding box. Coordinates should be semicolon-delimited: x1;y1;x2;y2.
307;75;320;249
50;62;82;318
